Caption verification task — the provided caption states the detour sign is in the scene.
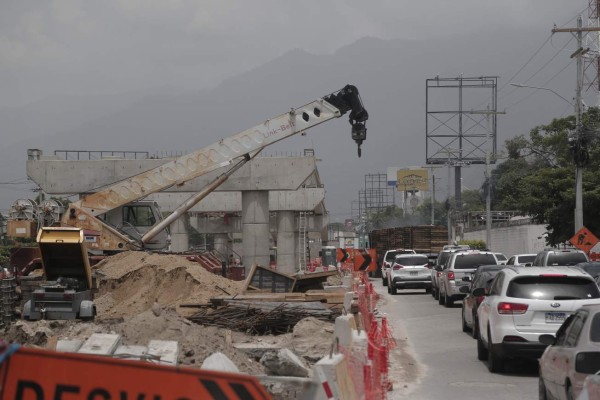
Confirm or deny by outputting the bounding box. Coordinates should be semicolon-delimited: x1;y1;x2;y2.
0;346;271;400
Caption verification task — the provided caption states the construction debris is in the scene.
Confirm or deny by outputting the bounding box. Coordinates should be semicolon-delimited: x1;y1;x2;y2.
201;352;240;373
260;348;310;377
5;251;347;400
244;264;339;293
188;300;339;334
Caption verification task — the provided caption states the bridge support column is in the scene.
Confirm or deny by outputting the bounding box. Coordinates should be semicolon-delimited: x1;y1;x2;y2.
242;191;270;274
276;211;297;275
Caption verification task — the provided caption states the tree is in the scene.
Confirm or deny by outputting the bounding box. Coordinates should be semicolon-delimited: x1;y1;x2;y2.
489;108;600;245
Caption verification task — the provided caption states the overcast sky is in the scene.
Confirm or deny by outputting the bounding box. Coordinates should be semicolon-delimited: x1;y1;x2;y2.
0;0;593;221
1;1;586;108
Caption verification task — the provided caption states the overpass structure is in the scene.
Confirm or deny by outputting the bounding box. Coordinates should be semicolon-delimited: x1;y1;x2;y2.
26;150;328;275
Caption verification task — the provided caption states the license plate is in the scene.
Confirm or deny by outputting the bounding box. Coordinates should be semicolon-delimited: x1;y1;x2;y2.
410;271;418;276
545;312;567;323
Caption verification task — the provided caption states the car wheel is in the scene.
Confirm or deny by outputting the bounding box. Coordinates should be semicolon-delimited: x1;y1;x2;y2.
472;315;479;339
444;291;453;308
431;287;436;298
538;377;549;400
438;287;446;305
461;307;471;333
477;334;487;361
382;274;388;286
390;284;397;295
387;283;391;294
487;328;505;373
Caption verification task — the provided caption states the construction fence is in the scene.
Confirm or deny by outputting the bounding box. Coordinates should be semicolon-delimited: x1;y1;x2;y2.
337;271;395;400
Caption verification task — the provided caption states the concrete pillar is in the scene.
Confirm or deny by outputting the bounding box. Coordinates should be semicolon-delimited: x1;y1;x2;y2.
242;191;270;274
169;218;189;252
213;233;229;261
277;211;296;275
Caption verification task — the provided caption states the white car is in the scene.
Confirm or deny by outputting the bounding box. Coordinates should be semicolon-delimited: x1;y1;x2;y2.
506;253;537;266
539;304;600;400
387;253;431;295
475;266;600;373
381;249;416;286
494;252;508;265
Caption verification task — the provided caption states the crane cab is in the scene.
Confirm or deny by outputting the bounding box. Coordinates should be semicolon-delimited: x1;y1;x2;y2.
99;200;170;251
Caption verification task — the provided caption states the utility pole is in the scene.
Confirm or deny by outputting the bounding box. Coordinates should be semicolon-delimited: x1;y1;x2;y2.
432;175;435;225
552;16;599;232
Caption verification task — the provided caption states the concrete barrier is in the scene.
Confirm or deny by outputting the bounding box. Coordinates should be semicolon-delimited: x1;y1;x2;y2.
313;353;357;400
334;314;357;347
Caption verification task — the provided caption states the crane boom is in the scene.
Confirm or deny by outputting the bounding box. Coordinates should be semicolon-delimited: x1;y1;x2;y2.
61;85;368;250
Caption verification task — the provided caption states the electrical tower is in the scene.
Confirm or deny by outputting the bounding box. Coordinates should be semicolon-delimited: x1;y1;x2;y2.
585;0;600;100
353;173;396;233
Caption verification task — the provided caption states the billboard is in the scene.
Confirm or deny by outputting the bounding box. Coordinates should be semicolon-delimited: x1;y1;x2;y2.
397;168;429;191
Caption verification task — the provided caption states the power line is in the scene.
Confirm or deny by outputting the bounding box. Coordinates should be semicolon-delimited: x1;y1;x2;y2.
504;58;575;110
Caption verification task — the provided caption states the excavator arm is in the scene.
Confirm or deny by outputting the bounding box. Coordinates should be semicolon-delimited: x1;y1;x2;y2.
62;85;368;250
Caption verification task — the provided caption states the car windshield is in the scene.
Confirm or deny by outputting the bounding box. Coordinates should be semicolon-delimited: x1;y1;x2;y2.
496;254;507;261
517;255;536;264
473;269;503;288
591;313;600;342
396;256;428;266
546;253;588;266
385;252;399;262
453;254;497;269
506;276;600;300
580;264;600;278
437;253;449;266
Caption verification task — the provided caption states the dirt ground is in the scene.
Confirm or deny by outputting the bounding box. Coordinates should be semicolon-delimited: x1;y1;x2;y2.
2;251;335;376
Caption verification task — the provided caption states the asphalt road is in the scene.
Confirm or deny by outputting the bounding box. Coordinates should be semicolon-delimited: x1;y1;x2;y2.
374;280;539;400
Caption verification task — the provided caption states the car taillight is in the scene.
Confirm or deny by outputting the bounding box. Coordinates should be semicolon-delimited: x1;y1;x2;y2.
497;302;528;315
436;271;442;277
393;265;403;270
475;296;485;305
426;263;433;269
384;262;390;268
447;271;455;280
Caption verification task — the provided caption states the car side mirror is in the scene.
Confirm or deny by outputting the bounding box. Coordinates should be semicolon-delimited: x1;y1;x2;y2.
539;334;556;346
462;276;471;282
459;285;470;293
472;287;486;297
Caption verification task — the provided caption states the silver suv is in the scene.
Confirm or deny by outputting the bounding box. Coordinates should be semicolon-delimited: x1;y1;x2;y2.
438;250;498;307
387;253;431;294
431;245;470;300
532;248;588;266
381;249;416;286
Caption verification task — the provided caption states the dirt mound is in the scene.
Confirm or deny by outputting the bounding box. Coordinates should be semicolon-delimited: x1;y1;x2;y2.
93;252;244;318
